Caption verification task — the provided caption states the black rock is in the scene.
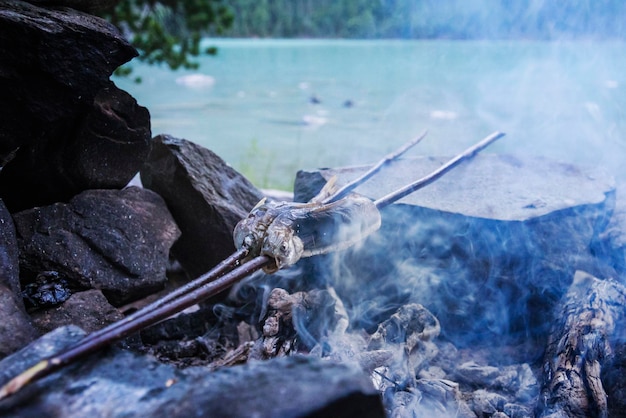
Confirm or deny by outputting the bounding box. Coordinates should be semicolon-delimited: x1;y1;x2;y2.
0;286;38;359
0;327;385;418
0;199;21;297
141;134;264;278
0;1;149;212
13;187;181;306
0;199;37;358
30;289;124;334
0;325;86;386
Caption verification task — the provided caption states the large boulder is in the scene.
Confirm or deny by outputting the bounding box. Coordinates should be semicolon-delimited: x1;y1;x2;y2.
13;187;181;306
0;199;37;358
0;0;150;212
0;326;385;418
141;134;264;278
294;154;616;346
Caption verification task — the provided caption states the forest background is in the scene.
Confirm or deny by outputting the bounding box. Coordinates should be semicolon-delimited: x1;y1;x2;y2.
101;0;626;75
223;0;626;39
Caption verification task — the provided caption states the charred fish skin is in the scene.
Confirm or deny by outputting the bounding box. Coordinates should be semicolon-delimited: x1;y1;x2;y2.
294;194;381;257
259;194;382;273
233;198;293;258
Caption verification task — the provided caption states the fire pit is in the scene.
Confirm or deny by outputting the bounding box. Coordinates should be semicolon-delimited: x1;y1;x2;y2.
1;132;622;417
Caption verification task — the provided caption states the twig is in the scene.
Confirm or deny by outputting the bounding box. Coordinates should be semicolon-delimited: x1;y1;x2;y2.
75;247;249;349
326;130;428;203
0;255;271;400
375;131;505;209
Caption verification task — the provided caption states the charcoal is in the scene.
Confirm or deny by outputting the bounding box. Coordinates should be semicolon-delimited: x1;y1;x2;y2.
539;271;626;418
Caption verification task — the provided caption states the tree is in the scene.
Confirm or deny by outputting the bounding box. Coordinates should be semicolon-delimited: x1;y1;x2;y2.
99;0;234;79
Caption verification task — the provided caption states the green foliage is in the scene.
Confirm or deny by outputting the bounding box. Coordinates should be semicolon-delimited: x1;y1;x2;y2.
100;0;626;79
223;0;626;39
99;0;233;76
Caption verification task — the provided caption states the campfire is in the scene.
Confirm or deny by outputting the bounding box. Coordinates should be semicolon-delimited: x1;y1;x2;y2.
1;2;626;418
2;132;623;417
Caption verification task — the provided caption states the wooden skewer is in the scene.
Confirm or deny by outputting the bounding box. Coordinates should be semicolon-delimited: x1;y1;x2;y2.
375;131;505;209
325;130;428;203
0;255;272;400
70;247;250;351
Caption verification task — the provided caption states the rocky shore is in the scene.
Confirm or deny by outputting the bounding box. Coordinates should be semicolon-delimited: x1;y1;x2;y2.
2;1;626;417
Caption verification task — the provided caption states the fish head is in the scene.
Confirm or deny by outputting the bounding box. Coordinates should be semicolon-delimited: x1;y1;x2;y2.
261;222;304;273
233;198;285;255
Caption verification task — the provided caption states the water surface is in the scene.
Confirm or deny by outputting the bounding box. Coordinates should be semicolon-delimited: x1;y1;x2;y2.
114;39;626;189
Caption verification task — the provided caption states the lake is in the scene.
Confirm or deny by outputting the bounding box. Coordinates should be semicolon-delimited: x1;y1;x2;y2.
113;39;626;190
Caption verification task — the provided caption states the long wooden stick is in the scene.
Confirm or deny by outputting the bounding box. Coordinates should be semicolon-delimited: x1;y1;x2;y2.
375;131;505;209
76;247;249;349
325;130;428;203
0;255;271;400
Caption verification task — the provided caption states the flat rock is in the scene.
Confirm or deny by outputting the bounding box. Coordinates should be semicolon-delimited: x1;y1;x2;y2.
141;135;264;278
595;182;626;271
0;327;385;418
13;187;180;306
294;154;616;346
294;154;614;222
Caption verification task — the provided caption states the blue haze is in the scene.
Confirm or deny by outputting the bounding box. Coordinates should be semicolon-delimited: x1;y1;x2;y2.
113;39;626;190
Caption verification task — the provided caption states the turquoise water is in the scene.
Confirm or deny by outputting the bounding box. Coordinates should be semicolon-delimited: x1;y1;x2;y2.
113;39;626;190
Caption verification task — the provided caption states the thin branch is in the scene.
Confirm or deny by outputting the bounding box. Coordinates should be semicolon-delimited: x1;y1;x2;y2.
375;131;505;209
0;255;271;400
325;130;428;203
74;247;249;350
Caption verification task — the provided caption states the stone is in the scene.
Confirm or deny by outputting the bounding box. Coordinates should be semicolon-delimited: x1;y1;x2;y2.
0;199;37;358
0;329;385;418
140;134;264;278
0;286;38;359
30;289;124;334
294;154;616;345
595;182;626;272
13;187;180;306
0;80;151;212
0;199;21;297
0;1;148;212
0;325;86;387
